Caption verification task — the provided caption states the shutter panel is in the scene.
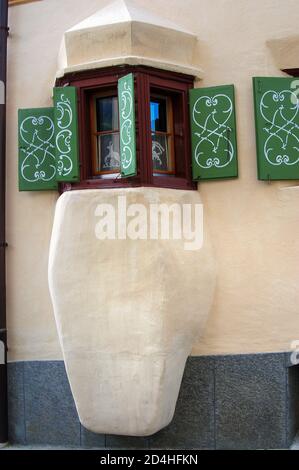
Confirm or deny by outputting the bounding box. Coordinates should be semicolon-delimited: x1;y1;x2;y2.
53;86;80;182
253;77;299;180
189;85;238;180
18;108;57;191
118;73;137;177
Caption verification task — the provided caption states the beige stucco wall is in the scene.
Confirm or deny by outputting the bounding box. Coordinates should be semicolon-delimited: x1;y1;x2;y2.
6;0;299;361
48;188;216;434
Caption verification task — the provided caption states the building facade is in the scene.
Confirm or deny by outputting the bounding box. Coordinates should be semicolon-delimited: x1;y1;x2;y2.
4;0;299;449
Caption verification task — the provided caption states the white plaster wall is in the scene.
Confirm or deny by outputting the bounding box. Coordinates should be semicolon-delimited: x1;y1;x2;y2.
48;188;216;434
6;0;299;361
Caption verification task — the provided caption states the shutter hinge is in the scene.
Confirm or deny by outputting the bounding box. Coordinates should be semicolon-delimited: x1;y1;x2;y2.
0;26;9;37
0;242;8;248
267;174;271;185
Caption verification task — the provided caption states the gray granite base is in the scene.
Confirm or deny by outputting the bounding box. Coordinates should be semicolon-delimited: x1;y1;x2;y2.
7;353;299;449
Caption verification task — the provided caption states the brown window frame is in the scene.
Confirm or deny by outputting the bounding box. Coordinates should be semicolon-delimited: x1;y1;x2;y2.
56;65;196;192
9;0;41;6
282;69;299;77
151;93;175;176
89;90;120;176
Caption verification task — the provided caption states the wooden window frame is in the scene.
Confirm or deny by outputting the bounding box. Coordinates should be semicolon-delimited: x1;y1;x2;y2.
9;0;41;6
282;69;299;77
151;94;175;176
56;65;196;192
89;91;120;176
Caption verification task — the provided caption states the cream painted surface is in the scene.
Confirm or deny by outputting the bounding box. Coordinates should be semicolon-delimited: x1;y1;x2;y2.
57;0;201;78
6;0;299;361
267;34;299;71
48;188;216;435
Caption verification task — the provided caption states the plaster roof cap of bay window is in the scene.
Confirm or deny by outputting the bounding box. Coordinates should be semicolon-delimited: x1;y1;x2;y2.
57;0;202;78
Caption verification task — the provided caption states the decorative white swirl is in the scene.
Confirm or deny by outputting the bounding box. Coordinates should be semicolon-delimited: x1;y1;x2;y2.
260;89;299;166
55;94;73;177
120;82;133;170
192;94;234;169
20;115;56;183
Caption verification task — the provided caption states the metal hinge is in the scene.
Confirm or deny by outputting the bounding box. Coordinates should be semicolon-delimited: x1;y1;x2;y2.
0;242;8;248
0;26;9;37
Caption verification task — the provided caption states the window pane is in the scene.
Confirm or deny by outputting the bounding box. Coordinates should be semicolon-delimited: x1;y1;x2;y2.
96;96;119;132
150;97;167;132
152;133;170;172
97;133;120;172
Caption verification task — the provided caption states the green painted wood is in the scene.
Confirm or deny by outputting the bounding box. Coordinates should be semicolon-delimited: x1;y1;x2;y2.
189;85;238;180
53;86;80;182
118;73;137;177
18;108;57;191
253;77;299;180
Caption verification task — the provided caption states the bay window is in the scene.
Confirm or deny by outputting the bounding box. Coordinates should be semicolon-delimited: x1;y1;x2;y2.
56;65;196;191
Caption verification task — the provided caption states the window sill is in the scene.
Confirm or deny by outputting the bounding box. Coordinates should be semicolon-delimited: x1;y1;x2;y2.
60;176;196;193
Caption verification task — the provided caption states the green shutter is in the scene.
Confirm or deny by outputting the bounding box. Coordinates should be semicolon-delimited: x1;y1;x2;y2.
253;77;299;180
189;85;238;180
118;73;137;177
53;86;80;182
18;108;57;191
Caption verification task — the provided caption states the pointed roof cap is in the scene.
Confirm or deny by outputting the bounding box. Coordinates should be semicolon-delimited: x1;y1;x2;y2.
57;0;202;78
68;0;192;35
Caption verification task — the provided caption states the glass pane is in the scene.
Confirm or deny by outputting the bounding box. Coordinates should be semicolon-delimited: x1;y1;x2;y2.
97;133;120;172
152;133;170;172
150;97;167;132
96;96;119;132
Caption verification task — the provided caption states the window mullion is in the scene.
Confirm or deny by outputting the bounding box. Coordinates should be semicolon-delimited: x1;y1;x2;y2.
136;73;153;185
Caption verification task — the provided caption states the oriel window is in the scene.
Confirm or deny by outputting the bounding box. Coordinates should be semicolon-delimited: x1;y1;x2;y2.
60;65;195;191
